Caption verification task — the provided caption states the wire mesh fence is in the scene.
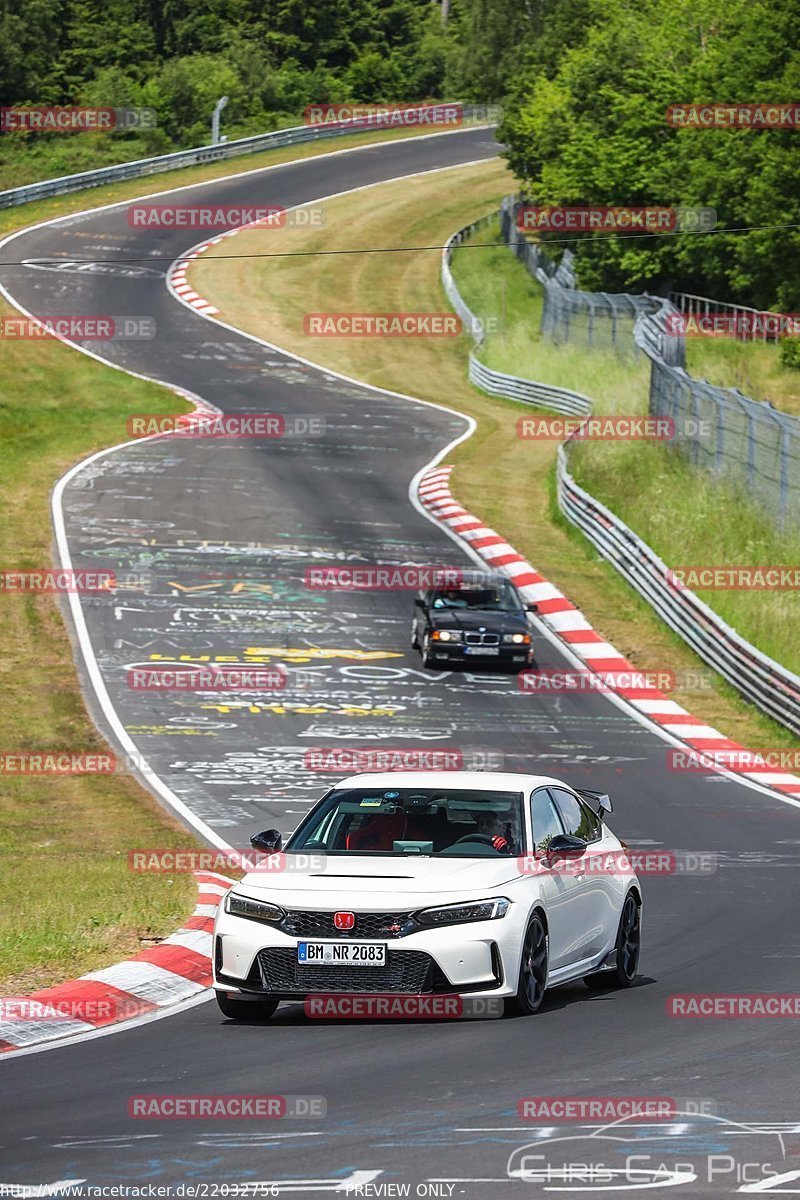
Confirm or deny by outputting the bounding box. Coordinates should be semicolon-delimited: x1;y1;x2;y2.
499;197;800;529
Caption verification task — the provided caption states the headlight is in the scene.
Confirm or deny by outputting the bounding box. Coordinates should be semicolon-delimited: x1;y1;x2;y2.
414;897;511;926
225;892;285;923
431;629;462;642
503;633;532;644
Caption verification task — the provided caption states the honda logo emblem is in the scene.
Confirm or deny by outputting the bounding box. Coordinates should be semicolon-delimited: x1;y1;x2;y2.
334;911;355;930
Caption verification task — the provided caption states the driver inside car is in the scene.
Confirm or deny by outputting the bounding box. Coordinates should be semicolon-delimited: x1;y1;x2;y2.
468;808;517;854
432;589;469;609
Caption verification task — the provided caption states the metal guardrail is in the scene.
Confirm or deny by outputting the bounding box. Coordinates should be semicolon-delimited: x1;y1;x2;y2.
634;305;800;527
0;105;486;210
443;204;800;734
500;197;800;529
498;197;664;360
670;291;781;342
441;214;592;417
468;356;592;415
557;443;800;734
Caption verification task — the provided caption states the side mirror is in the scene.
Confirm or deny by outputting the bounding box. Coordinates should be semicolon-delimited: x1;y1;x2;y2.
546;833;586;858
526;603;539;613
251;828;282;852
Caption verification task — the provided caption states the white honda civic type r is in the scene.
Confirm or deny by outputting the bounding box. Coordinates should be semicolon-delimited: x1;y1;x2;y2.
212;771;642;1019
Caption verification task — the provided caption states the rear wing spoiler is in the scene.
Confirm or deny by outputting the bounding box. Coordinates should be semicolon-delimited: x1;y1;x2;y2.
576;788;613;816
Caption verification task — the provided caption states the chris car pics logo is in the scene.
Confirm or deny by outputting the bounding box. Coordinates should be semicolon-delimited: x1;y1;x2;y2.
506;1112;789;1190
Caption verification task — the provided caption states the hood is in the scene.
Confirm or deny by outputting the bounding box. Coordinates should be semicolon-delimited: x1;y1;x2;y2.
429;608;528;633
235;854;523;908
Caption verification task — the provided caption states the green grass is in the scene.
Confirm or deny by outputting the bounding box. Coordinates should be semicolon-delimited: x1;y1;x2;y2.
569;439;800;673
451;220;800;679
0;301;206;992
451;221;650;412
686;335;800;416
0;113;317;191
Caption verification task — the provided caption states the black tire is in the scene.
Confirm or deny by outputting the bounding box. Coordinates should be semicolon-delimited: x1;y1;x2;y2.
514;658;538;676
420;634;436;669
584;892;641;990
507;912;549;1015
215;991;279;1021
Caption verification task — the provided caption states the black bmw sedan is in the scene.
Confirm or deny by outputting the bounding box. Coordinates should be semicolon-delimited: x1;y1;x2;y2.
412;577;538;671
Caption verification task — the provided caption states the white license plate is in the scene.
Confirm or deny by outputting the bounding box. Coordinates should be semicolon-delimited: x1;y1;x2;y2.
297;941;386;966
465;645;500;655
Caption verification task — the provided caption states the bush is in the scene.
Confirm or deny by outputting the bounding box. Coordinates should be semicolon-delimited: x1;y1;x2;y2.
779;337;800;370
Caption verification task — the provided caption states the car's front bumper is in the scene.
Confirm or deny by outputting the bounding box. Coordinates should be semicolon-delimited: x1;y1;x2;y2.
213;909;524;1001
428;643;534;668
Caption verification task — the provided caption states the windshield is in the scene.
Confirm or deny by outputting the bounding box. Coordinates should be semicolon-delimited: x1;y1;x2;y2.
430;581;522;611
287;787;525;856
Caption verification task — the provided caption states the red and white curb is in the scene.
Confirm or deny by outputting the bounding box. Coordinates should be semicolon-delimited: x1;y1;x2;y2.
168;226;256;312
418;466;800;798
169;247;221;315
0;871;232;1054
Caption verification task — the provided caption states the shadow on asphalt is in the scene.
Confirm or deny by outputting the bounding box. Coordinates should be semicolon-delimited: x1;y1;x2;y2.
213;976;658;1027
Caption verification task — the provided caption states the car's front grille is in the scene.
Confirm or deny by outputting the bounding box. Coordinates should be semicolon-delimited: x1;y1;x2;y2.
280;910;416;939
464;632;500;645
257;948;435;994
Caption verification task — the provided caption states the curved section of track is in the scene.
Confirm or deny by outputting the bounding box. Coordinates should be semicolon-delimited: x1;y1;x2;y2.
1;128;798;1195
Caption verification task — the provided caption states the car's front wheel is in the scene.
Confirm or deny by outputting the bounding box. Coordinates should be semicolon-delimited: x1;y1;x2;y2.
584;892;641;990
420;633;436;668
507;912;549;1015
215;991;279;1021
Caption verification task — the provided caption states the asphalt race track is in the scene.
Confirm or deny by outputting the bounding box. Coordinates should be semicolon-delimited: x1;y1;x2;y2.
1;128;800;1196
